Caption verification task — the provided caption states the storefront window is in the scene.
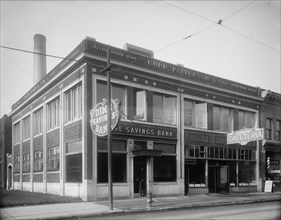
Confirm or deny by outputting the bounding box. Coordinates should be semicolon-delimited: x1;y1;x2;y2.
154;156;176;182
228;161;237;186
189;160;205;186
97;138;127;183
154;143;176;182
239;161;256;185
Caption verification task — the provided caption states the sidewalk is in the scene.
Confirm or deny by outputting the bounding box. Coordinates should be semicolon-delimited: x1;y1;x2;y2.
1;191;281;220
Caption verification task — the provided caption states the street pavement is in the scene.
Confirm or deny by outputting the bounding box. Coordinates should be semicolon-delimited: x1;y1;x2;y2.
1;191;281;220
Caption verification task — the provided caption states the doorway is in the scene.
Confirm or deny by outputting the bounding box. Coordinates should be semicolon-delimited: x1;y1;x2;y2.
208;165;229;193
134;156;146;196
7;165;12;190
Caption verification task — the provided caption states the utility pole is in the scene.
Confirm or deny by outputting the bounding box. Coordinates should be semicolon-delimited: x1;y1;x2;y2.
106;46;113;210
100;45;113;210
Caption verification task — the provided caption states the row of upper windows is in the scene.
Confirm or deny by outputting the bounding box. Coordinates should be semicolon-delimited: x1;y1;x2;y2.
97;80;256;133
13;80;257;143
265;118;281;141
13;83;82;144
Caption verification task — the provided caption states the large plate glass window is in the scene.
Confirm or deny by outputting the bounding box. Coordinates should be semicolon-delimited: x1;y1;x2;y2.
153;143;176;182
97;138;127;183
65;140;82;183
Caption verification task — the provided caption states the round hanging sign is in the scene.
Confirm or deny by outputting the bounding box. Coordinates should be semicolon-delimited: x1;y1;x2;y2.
90;99;121;137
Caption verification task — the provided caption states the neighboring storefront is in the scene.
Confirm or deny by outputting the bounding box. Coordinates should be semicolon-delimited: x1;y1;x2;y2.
9;37;269;201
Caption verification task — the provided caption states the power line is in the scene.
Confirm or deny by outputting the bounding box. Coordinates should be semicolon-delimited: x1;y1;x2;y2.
163;1;217;24
154;23;217;54
222;0;256;21
163;0;280;53
0;45;80;62
221;24;280;52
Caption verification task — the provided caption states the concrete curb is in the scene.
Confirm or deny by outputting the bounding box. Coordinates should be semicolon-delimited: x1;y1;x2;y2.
53;196;281;220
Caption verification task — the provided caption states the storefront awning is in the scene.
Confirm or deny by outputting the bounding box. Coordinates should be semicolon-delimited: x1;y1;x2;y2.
131;149;162;157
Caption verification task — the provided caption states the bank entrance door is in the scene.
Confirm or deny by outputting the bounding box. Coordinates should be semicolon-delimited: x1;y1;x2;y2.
208;165;229;193
134;156;147;196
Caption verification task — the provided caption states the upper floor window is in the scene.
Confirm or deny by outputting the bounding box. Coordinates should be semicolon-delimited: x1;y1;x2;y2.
13;122;20;144
22;116;30;140
47;97;60;130
184;99;207;129
153;92;177;125
65;83;82;123
134;89;146;121
33;108;43;136
266;118;272;140
213;106;233;133
97;80;126;119
276;120;281;141
238;110;255;130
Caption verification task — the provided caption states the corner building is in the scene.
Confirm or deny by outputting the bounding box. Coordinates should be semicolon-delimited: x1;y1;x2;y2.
10;37;265;201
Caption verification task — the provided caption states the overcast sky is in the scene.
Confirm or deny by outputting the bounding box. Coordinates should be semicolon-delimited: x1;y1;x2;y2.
1;1;280;117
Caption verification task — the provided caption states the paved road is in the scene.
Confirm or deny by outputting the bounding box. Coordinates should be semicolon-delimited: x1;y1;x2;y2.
85;201;281;220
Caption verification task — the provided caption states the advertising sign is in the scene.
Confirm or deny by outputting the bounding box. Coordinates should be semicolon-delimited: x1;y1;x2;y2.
90;99;120;137
227;128;264;145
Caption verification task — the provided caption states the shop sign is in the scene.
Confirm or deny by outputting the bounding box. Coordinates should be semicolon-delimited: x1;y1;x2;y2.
114;122;177;139
227;128;264;145
90;99;120;137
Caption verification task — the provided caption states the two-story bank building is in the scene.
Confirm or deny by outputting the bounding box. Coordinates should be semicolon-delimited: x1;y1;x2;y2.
9;36;265;201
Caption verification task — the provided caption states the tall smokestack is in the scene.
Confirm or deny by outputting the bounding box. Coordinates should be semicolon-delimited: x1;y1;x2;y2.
33;34;46;84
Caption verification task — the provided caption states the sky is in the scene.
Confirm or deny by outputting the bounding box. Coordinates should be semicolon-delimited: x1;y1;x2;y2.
0;0;280;118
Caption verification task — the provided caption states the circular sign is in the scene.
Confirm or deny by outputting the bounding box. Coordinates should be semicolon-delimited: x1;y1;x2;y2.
90;99;121;137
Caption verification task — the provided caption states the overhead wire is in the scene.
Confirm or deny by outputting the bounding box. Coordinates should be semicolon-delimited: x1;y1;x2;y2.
162;0;280;53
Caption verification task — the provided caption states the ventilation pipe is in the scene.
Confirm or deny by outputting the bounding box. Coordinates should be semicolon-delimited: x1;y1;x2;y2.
33;34;46;84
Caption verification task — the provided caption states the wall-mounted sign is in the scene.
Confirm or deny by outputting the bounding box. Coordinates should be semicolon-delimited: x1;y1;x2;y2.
90;99;120;137
113;121;177;139
227;128;264;145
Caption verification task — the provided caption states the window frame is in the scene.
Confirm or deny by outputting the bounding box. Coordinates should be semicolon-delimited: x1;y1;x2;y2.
64;83;82;123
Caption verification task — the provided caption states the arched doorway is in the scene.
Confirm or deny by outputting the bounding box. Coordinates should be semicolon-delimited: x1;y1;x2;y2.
7;165;12;190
